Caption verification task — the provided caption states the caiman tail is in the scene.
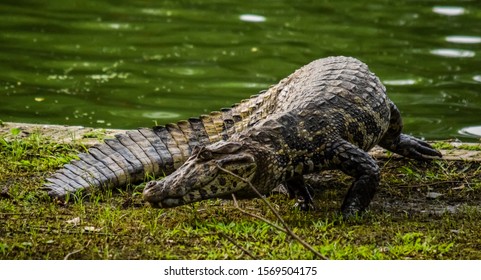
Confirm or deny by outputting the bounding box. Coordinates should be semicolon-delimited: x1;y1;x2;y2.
43;86;283;199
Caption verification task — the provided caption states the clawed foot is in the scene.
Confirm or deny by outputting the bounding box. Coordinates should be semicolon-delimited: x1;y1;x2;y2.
392;135;442;161
293;197;316;211
341;206;364;220
285;177;318;212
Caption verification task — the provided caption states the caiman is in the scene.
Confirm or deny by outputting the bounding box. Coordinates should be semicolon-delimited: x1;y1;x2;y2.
45;56;442;217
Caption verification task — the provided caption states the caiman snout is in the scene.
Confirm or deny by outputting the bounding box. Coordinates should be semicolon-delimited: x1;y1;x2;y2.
142;180;163;207
143;141;259;209
142;180;183;208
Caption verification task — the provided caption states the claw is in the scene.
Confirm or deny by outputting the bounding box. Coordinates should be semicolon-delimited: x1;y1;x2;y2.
392;135;442;161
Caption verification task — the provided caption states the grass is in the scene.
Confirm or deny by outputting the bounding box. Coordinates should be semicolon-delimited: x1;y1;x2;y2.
81;129;108;140
1;131;481;259
432;141;481;151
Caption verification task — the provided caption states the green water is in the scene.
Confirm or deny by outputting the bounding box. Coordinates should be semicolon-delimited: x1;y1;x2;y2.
1;0;480;140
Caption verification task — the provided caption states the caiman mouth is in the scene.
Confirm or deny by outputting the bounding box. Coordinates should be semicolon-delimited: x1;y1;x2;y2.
142;180;185;208
152;198;183;208
142;174;221;208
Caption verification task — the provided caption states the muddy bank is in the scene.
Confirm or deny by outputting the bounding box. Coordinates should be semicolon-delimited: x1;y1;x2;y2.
0;122;127;146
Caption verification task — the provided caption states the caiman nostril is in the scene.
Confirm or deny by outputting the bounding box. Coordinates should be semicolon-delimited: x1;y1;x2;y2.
144;181;157;190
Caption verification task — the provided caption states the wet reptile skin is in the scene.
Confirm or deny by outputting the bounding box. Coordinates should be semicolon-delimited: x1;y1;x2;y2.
45;56;441;216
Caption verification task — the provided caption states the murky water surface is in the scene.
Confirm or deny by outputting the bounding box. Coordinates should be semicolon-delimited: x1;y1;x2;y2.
1;0;480;140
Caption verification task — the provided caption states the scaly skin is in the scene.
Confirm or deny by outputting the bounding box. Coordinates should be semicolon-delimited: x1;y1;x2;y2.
142;56;442;217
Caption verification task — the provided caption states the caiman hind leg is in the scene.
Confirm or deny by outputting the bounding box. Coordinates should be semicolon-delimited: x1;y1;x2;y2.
328;141;381;218
379;101;442;160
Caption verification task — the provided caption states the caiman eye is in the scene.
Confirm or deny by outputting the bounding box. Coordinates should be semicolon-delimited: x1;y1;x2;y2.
197;149;213;161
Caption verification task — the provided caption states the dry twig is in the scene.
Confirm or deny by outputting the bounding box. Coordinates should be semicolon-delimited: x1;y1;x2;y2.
231;195;287;234
218;231;256;260
396;180;467;188
216;164;328;260
64;240;91;260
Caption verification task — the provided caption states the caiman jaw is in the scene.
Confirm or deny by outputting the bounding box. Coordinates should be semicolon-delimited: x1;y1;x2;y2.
142;180;184;208
142;142;260;209
143;175;221;208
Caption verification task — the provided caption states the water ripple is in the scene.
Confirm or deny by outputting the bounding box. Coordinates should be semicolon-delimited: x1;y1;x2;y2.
239;14;266;23
142;111;181;119
446;36;481;44
383;79;418;86
432;6;465;16
459;126;481;138
430;49;475;58
109;109;180;120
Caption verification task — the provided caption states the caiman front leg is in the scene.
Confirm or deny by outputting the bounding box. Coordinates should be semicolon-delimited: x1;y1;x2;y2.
379;101;442;160
328;141;381;218
285;175;316;211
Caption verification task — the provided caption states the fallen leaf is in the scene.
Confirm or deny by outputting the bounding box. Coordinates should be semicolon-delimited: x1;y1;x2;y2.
452;184;465;190
426;192;443;199
66;217;81;226
83;226;102;232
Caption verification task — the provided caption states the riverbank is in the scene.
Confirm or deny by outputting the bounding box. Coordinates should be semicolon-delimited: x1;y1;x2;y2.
1;122;481;259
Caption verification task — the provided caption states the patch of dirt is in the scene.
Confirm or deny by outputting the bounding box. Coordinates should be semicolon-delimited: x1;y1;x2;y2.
306;159;481;218
0;122;126;146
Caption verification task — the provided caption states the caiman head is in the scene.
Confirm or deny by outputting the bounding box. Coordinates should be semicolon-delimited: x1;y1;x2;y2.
142;141;259;208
